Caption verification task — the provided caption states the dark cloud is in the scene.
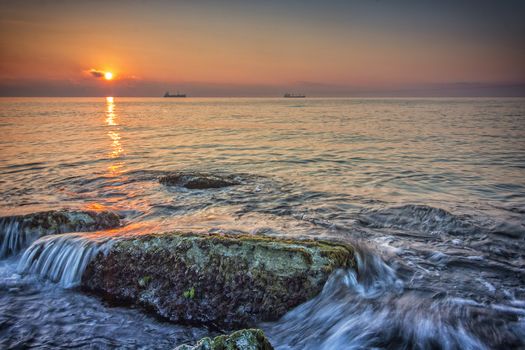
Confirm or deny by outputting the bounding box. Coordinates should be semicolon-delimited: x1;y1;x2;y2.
89;69;105;79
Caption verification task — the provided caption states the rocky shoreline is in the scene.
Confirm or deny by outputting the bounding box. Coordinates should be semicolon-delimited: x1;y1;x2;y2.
1;205;356;349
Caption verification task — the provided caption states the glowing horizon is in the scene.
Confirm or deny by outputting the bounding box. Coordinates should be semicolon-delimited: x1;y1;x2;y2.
1;1;524;96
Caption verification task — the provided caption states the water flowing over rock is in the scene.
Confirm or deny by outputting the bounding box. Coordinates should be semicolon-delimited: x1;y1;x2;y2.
263;254;525;350
82;232;355;328
159;172;241;189
358;204;479;235
17;234;113;288
0;210;121;258
174;329;274;350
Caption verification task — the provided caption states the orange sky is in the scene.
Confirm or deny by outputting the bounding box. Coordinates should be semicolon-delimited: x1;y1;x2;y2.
1;1;524;96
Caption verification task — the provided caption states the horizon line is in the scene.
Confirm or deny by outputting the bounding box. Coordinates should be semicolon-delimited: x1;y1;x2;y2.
2;95;525;98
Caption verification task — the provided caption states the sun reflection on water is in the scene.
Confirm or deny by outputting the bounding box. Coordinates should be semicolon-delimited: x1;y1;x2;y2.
105;97;124;176
108;131;123;158
105;96;116;126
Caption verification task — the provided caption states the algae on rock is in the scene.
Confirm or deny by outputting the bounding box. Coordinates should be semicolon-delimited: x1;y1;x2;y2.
174;329;274;350
82;231;355;328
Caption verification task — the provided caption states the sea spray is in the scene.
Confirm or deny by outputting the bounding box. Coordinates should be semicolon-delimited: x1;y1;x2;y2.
17;233;114;288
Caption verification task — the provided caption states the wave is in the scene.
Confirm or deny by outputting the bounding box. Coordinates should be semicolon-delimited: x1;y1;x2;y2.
358;204;479;235
264;247;525;350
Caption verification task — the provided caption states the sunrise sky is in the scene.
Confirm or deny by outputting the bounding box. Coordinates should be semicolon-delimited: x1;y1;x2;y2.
1;0;524;96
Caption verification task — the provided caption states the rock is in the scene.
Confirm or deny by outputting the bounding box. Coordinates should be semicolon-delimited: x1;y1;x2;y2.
159;172;240;189
82;232;354;328
0;210;121;258
174;329;274;350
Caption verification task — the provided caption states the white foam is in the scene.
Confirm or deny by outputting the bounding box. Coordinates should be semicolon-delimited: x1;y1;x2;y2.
17;233;112;288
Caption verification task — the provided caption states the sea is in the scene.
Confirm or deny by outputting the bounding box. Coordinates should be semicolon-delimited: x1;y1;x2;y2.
0;97;524;349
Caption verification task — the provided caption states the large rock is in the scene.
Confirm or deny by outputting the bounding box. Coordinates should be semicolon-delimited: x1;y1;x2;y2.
0;210;121;258
174;329;274;350
159;172;240;189
82;232;354;328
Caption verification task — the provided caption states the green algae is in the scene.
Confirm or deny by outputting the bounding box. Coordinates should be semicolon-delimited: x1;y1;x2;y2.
183;287;196;299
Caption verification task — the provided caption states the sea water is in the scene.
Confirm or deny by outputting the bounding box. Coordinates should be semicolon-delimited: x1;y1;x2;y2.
1;97;524;349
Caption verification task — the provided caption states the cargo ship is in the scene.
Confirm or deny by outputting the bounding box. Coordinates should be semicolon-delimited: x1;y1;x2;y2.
283;93;305;98
163;91;187;98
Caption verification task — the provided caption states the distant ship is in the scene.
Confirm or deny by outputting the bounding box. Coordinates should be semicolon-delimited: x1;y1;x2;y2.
283;93;305;98
163;91;187;98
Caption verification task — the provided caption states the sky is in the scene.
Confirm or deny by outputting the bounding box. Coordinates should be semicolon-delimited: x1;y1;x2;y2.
1;0;524;97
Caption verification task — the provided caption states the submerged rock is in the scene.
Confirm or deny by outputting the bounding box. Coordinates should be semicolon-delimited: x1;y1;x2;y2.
174;329;274;350
82;232;355;328
159;172;241;189
0;210;121;258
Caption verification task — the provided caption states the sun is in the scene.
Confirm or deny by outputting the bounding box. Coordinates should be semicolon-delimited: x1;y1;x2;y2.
104;72;113;80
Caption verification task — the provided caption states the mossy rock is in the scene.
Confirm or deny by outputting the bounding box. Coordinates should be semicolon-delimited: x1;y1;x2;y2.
82;231;355;328
0;209;121;258
174;329;274;350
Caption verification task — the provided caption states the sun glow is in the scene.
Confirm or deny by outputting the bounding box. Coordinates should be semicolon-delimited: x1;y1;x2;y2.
104;72;113;80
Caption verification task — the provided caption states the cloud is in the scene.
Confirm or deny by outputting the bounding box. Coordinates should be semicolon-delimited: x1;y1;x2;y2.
89;69;105;79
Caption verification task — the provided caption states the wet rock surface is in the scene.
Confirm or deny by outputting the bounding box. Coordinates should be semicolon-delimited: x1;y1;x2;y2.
159;172;241;189
82;232;355;328
0;210;121;258
174;329;274;350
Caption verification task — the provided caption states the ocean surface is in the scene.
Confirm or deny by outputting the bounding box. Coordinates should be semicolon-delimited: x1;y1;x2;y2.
0;97;524;349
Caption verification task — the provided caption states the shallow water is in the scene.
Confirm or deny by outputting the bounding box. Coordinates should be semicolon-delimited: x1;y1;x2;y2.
1;97;524;349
